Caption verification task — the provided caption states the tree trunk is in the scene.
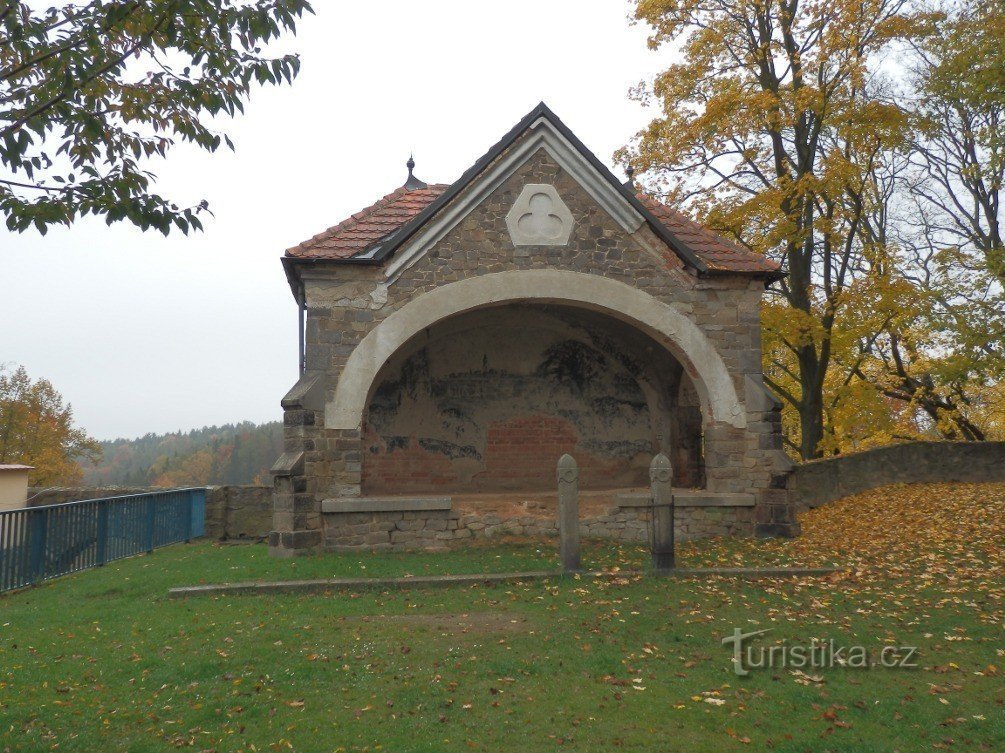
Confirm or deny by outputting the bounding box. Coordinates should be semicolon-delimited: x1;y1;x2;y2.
797;345;825;460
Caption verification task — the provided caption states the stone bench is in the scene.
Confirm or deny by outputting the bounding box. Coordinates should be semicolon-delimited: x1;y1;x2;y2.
616;490;755;508
321;496;452;514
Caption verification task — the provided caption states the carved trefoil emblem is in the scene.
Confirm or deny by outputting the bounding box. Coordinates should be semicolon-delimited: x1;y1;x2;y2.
505;184;574;246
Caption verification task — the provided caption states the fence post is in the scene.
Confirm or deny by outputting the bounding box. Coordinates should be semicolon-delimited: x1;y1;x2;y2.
183;491;194;544
145;497;156;554
557;454;580;573
28;508;49;584
649;453;675;571
188;488;206;540
96;502;109;566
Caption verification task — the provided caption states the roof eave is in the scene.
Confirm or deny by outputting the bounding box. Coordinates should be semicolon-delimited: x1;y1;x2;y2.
281;256;310;302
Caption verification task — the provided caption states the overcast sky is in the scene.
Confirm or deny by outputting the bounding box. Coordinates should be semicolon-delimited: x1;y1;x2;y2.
2;1;670;441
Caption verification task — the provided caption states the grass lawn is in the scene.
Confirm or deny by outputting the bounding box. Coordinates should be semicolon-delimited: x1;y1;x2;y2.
0;483;1002;752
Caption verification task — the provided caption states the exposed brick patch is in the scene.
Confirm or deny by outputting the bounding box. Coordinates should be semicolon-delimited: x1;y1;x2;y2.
477;415;579;489
362;425;461;494
477;415;647;491
363;412;652;495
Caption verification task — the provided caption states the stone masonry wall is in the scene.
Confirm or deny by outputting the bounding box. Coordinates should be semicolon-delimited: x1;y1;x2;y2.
323;504;755;552
790;441;1005;508
204;485;273;540
304;150;770;496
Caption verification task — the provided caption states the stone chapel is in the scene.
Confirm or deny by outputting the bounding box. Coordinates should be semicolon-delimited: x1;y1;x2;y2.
270;103;798;556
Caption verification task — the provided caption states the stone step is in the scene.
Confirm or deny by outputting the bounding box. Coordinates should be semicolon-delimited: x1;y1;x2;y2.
168;566;844;598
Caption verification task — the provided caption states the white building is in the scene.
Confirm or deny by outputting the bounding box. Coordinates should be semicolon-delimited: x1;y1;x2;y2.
0;465;32;511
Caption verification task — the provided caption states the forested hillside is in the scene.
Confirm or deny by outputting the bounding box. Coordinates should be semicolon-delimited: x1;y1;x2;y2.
80;421;284;487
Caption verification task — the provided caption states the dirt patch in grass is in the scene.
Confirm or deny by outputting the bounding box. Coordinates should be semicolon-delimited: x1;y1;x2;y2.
345;611;534;635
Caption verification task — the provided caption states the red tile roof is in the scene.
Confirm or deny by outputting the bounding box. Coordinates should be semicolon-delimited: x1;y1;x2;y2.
286;185;448;260
287;184;780;276
638;195;780;275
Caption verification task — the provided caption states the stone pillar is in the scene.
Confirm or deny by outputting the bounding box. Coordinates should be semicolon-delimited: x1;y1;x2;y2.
557;454;580;572
742;374;799;537
269;373;325;558
649;453;675;571
754;488;801;538
702;421;748;493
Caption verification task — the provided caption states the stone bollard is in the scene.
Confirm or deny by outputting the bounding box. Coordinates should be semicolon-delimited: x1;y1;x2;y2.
557;454;581;572
649;453;675;571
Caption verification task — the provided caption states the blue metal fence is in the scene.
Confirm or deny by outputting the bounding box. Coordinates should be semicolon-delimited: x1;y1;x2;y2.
0;488;206;593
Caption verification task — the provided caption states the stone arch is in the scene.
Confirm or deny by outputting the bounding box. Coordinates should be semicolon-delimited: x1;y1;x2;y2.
326;270;746;431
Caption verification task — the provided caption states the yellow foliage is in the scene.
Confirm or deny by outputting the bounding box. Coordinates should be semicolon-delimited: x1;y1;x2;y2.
627;0;1002;456
0;365;100;486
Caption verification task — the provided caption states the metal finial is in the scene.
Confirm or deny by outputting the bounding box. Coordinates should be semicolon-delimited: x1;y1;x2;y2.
403;154;426;190
624;164;635;188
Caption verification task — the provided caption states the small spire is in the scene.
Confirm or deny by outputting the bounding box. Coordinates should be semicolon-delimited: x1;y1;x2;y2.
624;164;635;189
403;154;427;190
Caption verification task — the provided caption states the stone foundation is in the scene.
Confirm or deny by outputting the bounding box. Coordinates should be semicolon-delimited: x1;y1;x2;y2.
321;490;762;551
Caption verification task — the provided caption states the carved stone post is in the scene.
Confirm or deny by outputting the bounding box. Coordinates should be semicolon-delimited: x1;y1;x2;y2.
557;454;580;573
649;453;675;571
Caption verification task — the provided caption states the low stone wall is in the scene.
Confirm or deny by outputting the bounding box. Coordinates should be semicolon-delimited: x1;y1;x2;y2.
26;485;272;541
204;486;273;540
322;503;757;552
789;441;1005;509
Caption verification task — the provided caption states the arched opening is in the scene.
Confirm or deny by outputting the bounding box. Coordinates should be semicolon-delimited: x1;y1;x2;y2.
325;270;747;434
360;303;704;494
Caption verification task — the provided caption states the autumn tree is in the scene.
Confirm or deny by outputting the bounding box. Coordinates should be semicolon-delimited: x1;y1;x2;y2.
623;0;926;458
907;0;1003;278
848;0;1005;442
82;421;284;486
0;365;101;485
1;0;312;235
